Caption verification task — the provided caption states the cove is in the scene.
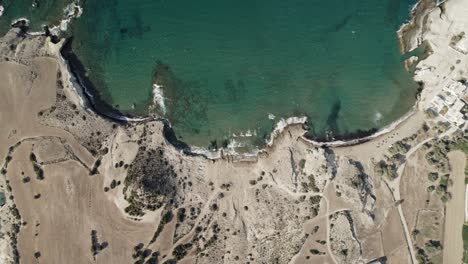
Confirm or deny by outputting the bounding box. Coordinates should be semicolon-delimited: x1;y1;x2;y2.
2;0;419;151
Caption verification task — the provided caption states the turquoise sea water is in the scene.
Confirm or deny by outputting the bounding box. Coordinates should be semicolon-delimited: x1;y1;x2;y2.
1;0;418;150
0;0;73;35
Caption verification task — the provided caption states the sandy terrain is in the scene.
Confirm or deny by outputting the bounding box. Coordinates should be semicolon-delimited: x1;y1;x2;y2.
0;41;405;263
443;151;466;264
0;0;466;263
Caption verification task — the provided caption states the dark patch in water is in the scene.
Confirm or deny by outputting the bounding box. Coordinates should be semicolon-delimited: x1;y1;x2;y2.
161;121;192;154
119;12;151;40
305;128;378;143
224;78;247;102
331;14;353;32
62;39;203;156
305;101;378;142
325;99;341;135
152;61;209;134
60;37;127;123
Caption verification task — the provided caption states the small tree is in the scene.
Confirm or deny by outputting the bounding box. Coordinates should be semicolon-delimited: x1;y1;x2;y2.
428;172;438;182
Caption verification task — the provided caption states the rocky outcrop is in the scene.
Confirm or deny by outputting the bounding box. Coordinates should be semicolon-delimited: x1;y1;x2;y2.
330;211;363;264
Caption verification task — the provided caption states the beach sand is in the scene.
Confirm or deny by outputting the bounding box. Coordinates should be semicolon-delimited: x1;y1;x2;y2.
0;0;466;262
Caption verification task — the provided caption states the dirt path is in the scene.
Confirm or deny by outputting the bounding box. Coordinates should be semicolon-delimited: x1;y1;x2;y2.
443;151;466;264
384;125;461;264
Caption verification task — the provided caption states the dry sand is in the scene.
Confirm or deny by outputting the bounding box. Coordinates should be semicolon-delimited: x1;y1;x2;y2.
0;51;404;263
0;0;466;262
443;151;466;264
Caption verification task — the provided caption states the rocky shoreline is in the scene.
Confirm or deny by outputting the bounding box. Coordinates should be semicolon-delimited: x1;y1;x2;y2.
0;0;441;159
0;0;466;263
0;2;427;158
52;31;421;159
398;0;438;54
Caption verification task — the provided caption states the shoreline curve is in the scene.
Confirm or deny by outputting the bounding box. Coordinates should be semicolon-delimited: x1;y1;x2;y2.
3;0;428;160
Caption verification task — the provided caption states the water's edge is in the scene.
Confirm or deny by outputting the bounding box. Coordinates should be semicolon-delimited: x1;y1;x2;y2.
59;33;421;160
4;0;426;160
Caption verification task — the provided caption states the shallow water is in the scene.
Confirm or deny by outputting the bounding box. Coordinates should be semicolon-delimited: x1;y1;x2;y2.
0;0;73;35
1;0;418;150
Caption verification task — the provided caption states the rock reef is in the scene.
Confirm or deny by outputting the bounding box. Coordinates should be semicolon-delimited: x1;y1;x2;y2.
0;0;467;263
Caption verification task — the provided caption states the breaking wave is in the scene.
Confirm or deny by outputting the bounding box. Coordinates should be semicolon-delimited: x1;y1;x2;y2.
152;83;167;114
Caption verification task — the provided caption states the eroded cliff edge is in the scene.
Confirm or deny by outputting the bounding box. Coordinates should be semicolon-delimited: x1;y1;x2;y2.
0;0;467;263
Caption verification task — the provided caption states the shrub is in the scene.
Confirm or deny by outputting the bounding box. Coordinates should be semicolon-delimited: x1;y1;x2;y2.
0;192;6;207
428;172;438;182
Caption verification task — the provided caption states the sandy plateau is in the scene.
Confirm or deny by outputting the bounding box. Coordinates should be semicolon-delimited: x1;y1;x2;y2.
0;0;467;263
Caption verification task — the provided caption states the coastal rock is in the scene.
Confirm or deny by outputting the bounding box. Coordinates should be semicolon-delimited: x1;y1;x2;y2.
0;0;466;263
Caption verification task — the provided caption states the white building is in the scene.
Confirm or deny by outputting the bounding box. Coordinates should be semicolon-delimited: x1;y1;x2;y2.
445;80;466;94
440;90;458;106
428;79;467;126
430;95;446;113
445;99;465;126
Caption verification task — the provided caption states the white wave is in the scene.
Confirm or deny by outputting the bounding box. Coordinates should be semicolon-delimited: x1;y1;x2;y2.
11;17;30;27
152;83;167;114
190;147;221;159
228;139;246;149
268;113;276;120
62;2;82;30
0;5;4;17
267;116;308;146
51;1;83;35
373;111;383;124
17;1;82;36
233;129;257;138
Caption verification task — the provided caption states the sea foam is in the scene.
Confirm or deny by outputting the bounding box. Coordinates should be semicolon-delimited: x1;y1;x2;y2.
49;1;83;35
267;116;307;146
152;83;167;114
373;111;383;124
0;5;4;17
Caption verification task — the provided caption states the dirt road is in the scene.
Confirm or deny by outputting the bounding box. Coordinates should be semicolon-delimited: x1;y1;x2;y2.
443;151;466;264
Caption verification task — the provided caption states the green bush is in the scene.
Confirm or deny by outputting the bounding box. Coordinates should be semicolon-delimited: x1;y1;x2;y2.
428;172;439;182
463;223;468;247
440;174;450;187
0;192;6;207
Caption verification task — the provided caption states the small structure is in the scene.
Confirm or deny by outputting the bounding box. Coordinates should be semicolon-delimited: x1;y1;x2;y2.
443;99;465;126
446;80;467;94
430;95;446;113
428;79;467;126
440;91;457;106
450;32;468;54
444;80;468;103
